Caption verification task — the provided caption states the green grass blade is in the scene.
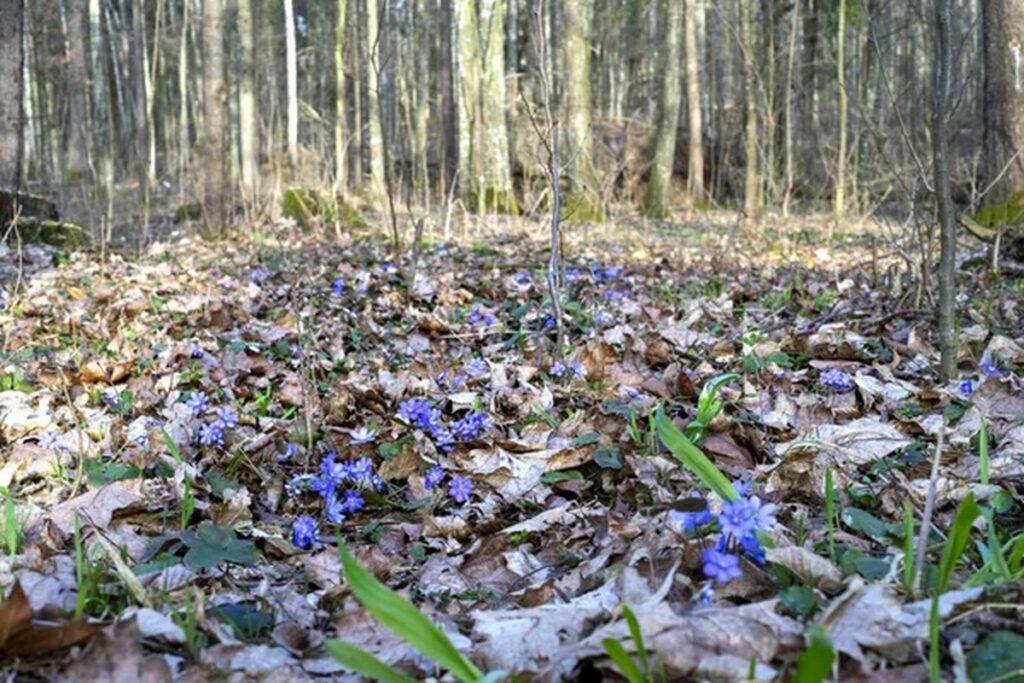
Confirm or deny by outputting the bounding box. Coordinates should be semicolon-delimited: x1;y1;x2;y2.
824;466;836;564
930;493;982;682
902;501;916;591
602;638;647;683
793;626;835;683
978;417;989;486
162;427;184;464
622;606;650;680
655;410;738;501
325;639;419;683
339;543;483;683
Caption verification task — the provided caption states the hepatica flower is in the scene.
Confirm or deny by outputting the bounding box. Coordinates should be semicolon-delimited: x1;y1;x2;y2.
549;362;567;378
331;276;346;296
186;391;208;415
347;426;378;445
397;398;492;452
981;360;1002;377
197;422;225;448
818;368;854;392
465;357;489;378
449;476;473;504
424;465;446;490
452;411;492;441
214;407;239;430
959;378;977;397
514;270;532;284
702;548;742;584
467;306;497;326
292;515;319;550
277;442;298;463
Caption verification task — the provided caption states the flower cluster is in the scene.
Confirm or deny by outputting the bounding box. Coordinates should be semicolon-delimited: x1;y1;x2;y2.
421;466;474;504
347;426;378;445
669;483;777;589
591;265;622;282
397;398;492;452
818;368;854;392
290;451;384;549
467;306;497;326
194;405;239;449
331;276;346;296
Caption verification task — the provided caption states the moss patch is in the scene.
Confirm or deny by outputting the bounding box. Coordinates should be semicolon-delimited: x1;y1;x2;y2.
467;187;521;215
282;188;367;231
975;190;1024;230
562;193;605;223
14;219;86;248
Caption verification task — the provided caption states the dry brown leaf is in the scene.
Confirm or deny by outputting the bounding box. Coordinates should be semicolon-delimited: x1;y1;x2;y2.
0;582;103;658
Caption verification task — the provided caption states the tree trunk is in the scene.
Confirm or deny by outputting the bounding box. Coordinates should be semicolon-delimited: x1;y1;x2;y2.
933;0;956;381
201;0;226;234
834;0;847;224
364;0;385;199
739;0;760;220
130;0;151;234
283;0;298;169
561;0;600;219
684;0;704;203
237;0;257;204
89;0;112;218
334;0;347;192
65;0;90;184
981;0;1024;208
0;0;25;190
782;0;799;215
439;0;458;198
640;0;683;218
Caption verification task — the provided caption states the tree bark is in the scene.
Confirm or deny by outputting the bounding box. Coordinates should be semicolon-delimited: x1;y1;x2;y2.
0;0;25;190
237;0;258;203
933;0;956;381
364;0;385;199
981;0;1024;206
201;0;226;234
283;0;298;168
65;0;91;184
561;0;599;218
684;0;704;203
334;0;347;192
640;0;683;218
739;0;760;220
834;0;847;223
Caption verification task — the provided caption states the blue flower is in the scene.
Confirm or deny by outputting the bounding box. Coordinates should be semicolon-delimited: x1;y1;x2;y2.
449;476;473;504
467;306;497;326
565;268;583;283
430;423;456;452
514;270;532;284
214;407;238;430
738;532;766;564
718;497;758;539
981;361;1002;377
819;368;854;392
197;422;225;448
594;310;614;327
186;391;208;415
344;457;376;486
959;379;977;397
465;357;489;377
348;426;378;445
276;443;298;463
292;515;319;550
549;362;567;377
339;490;365;514
190;343;205;359
425;466;446;490
668;494;714;533
397;398;437;431
696;583;716;606
452;411;492;441
570;362;587;379
331;276;346;296
37;432;68;453
324;494;346;524
702;548;742;584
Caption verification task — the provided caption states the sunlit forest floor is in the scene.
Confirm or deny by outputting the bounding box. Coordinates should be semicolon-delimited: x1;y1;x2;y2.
0;212;1022;680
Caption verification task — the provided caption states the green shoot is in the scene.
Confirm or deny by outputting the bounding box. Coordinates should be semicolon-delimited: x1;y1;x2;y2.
978;416;989;486
929;493;982;682
655;409;738;502
794;626;835;683
1;487;21;557
824;466;836;564
902;501;916;591
73;514;87;619
337;542;485;682
602;637;647;683
685;373;739;443
181;477;195;530
325;640;418;683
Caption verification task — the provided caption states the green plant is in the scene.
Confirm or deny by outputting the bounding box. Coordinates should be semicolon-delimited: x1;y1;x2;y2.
0;487;22;557
929;493;982;682
824;467;836;564
902;501;916;591
602;605;658;683
181;478;195;530
327;542;499;682
793;625;835;683
684;373;739;443
654;410;738;502
978;416;990;487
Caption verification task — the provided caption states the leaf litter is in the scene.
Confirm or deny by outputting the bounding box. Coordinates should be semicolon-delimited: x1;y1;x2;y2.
0;219;1021;680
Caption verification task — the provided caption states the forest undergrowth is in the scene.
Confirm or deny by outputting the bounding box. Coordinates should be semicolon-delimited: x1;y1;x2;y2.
0;214;1022;682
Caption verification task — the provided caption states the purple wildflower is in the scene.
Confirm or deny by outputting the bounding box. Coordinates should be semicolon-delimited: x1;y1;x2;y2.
981;361;1001;377
702;548;742;584
292;515;319;550
197;422;225;448
452;411;492;441
570;362;587;379
398;398;438;431
819;368;854;392
190;343;205;359
549;362;567;377
425;465;446;490
348;426;378;445
339;490;365;514
449;476;473;504
465;357;489;377
331;276;346;296
467;306;497;326
514;270;532;284
277;443;298;463
214;407;238;430
186;391;208;415
960;379;977;397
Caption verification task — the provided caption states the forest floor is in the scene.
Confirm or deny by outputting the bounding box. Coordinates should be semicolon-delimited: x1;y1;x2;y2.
0;212;1022;681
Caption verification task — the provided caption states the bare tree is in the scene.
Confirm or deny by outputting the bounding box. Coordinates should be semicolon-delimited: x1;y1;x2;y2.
0;0;25;191
201;0;226;235
933;0;956;381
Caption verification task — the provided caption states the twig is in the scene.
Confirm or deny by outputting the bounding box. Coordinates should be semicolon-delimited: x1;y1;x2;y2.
913;421;945;595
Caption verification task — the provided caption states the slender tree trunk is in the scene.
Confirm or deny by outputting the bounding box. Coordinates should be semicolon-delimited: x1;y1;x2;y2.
237;0;257;204
440;0;457;198
334;0;347;192
561;0;599;218
1;0;25;190
64;0;90;184
834;0;847;224
283;0;298;169
178;0;189;193
89;0;112;218
981;0;1024;206
684;0;704;203
640;0;683;218
782;0;799;215
739;0;760;220
365;0;385;198
933;0;956;381
201;0;226;234
131;0;151;235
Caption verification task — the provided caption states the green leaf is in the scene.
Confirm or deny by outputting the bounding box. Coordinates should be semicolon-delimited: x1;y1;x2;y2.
162;428;184;464
181;522;257;569
793;626;835;683
841;508;899;543
622;606;650;680
593;445;622;470
326;639;419;683
931;493;983;682
212;602;274;641
779;585;817;617
339;543;483;683
966;630;1024;683
601;638;647;683
572;432;600;448
654;410;737;501
978;417;990;487
540;470;584;484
